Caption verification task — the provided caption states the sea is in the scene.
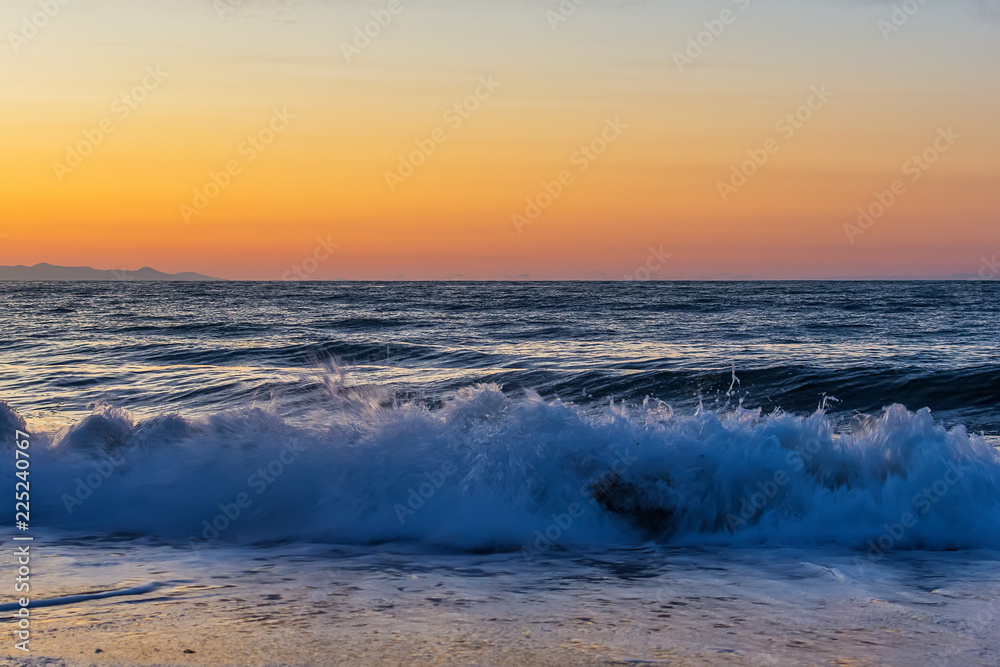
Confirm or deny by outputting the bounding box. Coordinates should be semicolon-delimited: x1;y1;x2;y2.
1;281;999;666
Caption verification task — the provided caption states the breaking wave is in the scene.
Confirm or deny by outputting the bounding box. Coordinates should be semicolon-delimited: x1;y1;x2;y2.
3;377;1000;553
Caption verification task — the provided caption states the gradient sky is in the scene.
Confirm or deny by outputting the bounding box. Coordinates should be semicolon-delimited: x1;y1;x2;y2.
1;0;998;279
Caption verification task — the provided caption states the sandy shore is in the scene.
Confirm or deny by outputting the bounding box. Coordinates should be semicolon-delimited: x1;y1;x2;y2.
2;539;997;666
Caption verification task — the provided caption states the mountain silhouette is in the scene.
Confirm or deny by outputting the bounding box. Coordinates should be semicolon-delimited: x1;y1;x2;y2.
0;263;224;281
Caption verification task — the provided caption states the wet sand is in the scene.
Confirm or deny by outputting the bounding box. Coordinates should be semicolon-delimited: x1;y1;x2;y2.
3;538;998;666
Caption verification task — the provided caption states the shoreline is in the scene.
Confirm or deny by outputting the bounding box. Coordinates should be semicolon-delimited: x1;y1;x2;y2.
3;541;996;667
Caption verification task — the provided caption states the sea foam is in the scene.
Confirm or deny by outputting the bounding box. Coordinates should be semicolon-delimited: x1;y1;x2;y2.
4;377;999;552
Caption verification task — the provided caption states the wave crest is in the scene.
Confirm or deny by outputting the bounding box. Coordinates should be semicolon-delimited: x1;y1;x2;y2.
5;383;1000;552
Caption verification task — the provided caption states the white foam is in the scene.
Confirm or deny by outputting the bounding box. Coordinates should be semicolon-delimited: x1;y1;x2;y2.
6;379;1000;552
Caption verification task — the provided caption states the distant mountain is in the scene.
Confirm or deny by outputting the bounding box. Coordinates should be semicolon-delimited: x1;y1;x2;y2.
0;263;224;281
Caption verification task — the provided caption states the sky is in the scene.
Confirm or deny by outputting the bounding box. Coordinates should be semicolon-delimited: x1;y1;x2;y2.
0;0;998;280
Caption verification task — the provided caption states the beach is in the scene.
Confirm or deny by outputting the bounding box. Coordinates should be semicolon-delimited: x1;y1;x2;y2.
5;538;1000;666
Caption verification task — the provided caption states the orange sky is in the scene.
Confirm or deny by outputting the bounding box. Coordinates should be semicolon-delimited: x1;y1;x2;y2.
0;0;998;279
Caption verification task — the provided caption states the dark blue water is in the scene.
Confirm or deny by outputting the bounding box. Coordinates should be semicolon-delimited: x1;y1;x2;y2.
2;281;998;430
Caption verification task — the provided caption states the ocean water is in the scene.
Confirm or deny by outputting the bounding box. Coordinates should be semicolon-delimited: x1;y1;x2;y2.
2;281;1000;665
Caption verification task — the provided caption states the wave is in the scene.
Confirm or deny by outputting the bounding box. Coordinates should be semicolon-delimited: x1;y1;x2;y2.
524;365;1000;415
3;378;1000;553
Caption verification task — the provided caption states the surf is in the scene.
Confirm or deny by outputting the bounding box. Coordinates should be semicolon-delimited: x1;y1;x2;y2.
4;374;999;553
